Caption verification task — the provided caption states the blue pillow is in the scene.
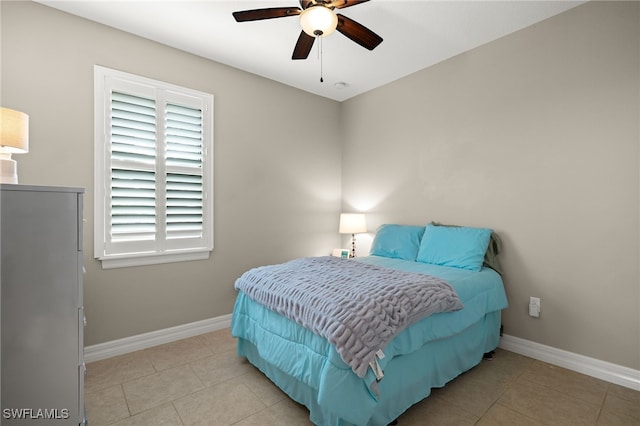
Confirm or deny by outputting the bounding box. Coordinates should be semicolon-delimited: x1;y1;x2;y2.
370;224;425;261
416;224;492;271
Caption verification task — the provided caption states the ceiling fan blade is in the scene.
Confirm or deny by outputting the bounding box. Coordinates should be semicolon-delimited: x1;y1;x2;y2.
331;0;370;9
233;7;301;22
292;31;315;60
336;13;382;50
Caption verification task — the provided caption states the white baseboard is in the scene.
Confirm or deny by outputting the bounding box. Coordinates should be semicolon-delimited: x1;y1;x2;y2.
500;334;640;391
83;314;232;363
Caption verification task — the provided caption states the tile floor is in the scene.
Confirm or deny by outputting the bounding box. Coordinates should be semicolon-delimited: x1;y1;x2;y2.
85;328;640;426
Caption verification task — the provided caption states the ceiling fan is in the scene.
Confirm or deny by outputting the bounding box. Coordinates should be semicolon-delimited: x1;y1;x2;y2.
232;0;383;60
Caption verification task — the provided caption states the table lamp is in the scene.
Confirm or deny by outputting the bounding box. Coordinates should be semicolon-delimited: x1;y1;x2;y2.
0;108;29;184
339;213;367;258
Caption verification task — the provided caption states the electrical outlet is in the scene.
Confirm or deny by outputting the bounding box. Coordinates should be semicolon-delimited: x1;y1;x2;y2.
529;297;541;318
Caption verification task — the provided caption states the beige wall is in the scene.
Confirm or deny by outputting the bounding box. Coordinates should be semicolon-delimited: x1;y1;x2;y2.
342;1;639;370
1;1;342;345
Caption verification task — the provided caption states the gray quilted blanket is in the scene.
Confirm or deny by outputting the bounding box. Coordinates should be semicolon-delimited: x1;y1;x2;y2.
234;256;463;378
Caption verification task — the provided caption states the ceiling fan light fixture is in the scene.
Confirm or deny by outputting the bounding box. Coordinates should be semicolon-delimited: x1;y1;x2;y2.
300;6;338;37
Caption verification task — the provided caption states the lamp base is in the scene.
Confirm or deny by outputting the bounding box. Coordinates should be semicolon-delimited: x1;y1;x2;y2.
350;233;357;258
0;156;18;184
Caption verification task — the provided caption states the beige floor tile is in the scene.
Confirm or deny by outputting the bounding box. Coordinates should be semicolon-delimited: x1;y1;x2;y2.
476;402;544;426
189;350;254;387
396;394;478;426
464;349;533;385
498;377;601;425
85;385;130;426
608;383;640;403
519;360;609;406
234;398;313;426
194;329;237;354
111;403;183;426
82;330;640;426
597;390;640;426
85;351;156;393
432;372;507;417
234;367;289;407
173;380;266;426
123;365;204;414
143;337;214;371
221;408;282;426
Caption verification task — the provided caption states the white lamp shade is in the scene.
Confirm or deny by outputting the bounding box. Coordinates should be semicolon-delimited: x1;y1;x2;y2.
0;108;29;153
300;6;338;37
339;213;367;234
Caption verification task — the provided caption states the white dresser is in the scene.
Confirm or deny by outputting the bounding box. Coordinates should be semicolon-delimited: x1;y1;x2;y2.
1;184;86;425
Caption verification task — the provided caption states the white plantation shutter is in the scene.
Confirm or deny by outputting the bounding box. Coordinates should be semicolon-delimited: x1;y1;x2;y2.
110;92;157;243
165;103;204;241
94;66;213;268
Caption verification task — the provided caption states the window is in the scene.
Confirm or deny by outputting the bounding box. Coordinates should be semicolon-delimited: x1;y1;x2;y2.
94;66;213;268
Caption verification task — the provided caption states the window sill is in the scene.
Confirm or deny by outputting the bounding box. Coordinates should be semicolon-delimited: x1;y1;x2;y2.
97;250;211;269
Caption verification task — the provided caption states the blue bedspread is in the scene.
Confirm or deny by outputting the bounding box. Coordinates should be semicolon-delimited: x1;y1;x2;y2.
234;256;463;378
232;256;508;425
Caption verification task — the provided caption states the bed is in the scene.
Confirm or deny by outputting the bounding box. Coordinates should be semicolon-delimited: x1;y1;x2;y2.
231;223;508;426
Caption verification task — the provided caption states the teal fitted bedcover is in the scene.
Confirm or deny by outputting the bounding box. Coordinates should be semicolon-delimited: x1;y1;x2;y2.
231;256;508;425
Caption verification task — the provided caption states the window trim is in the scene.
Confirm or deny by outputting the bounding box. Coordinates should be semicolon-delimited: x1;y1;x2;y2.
94;65;214;269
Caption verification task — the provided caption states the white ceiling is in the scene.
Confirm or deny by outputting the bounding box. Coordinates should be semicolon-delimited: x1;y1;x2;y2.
36;0;584;102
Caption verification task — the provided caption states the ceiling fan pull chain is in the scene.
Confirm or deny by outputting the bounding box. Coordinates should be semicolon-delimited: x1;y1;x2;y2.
319;35;324;83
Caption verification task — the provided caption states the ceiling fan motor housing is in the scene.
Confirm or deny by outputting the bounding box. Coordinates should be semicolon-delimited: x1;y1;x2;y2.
300;5;338;37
